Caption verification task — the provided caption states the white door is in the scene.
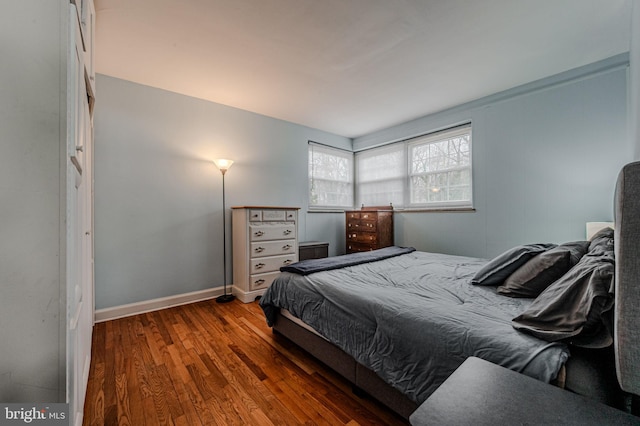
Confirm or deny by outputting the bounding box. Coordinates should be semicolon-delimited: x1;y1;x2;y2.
67;5;94;426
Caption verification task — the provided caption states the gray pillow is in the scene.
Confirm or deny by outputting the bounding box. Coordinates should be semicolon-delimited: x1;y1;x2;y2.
560;240;591;266
497;241;590;298
497;250;571;298
512;252;615;348
471;243;556;286
588;227;614;255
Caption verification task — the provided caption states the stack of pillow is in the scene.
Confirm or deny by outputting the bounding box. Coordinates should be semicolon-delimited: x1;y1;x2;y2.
471;228;615;348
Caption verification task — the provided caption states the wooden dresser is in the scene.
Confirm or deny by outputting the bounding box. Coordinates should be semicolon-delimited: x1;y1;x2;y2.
232;206;299;302
345;207;394;253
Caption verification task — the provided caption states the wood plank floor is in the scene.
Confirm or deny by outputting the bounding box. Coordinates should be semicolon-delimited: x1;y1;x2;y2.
83;299;408;425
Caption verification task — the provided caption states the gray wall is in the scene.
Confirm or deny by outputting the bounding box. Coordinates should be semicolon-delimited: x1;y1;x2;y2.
96;54;631;310
354;55;632;258
0;0;66;402
94;75;350;309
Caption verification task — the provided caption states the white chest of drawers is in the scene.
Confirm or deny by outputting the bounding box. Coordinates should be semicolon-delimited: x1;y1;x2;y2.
232;206;299;303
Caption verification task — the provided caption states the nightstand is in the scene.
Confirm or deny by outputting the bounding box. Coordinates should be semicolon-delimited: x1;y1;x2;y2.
298;241;329;261
410;357;639;425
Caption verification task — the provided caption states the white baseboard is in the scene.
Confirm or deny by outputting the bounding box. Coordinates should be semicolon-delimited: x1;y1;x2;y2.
235;286;267;303
94;286;232;322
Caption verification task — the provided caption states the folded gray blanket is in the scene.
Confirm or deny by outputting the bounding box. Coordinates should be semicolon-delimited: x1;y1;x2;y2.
280;245;416;275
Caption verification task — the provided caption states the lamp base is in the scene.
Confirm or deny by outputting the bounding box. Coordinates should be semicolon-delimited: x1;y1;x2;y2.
216;294;236;304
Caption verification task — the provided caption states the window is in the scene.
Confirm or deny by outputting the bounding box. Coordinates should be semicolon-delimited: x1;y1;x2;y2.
356;124;472;209
308;142;354;209
355;143;405;207
408;126;472;207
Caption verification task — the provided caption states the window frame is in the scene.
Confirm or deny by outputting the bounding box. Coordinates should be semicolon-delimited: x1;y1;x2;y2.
354;142;407;209
308;141;354;210
355;124;473;211
407;125;473;209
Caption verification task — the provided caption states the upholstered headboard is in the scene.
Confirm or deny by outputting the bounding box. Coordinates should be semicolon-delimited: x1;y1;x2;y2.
614;161;640;396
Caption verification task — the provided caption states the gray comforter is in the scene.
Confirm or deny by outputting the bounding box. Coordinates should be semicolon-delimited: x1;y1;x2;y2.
260;250;569;404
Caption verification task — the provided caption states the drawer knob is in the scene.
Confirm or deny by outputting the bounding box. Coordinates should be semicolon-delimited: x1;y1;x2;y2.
254;231;265;237
283;244;292;250
255;247;265;252
254;279;265;285
255;263;265;269
283;259;292;265
284;230;292;235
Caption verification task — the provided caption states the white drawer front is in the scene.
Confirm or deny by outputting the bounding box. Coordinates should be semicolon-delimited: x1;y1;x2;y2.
251;240;297;258
249;210;262;221
250;224;296;241
284;210;296;221
262;210;286;221
250;254;296;274
249;271;281;291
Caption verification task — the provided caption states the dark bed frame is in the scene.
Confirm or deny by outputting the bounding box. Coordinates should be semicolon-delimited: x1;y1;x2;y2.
270;161;640;420
273;311;418;418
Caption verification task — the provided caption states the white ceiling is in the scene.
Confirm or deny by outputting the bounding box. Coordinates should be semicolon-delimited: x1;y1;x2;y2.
95;0;631;138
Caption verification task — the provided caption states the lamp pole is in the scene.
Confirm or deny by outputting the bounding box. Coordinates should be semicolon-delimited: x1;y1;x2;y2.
215;159;235;303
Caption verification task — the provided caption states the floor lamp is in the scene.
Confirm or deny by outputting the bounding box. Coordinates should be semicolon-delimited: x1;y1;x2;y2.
214;159;235;303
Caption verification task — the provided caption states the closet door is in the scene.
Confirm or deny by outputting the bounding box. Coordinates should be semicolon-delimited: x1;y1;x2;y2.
80;0;96;96
67;4;93;425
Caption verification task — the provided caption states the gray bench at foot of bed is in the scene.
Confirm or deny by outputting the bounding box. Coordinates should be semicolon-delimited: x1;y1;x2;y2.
410;357;640;426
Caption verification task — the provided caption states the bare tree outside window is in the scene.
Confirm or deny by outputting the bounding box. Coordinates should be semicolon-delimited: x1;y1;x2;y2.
410;132;471;205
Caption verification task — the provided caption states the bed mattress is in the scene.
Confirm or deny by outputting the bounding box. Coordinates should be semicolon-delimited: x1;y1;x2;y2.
260;250;569;404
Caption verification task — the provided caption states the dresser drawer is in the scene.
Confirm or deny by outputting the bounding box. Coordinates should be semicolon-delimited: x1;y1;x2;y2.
346;211;361;220
250;254;296;274
261;210;286;221
251;240;296;258
250;224;296;241
347;219;378;231
249;271;281;291
360;211;377;220
347;231;378;244
257;209;297;221
346;242;376;252
249;210;262;221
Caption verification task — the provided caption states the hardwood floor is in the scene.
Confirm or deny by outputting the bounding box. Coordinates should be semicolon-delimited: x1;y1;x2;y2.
83;299;408;425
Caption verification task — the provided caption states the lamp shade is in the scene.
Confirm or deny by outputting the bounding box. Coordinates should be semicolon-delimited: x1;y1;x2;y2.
214;158;234;173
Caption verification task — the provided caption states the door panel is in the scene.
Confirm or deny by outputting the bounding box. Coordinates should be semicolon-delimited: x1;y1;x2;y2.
67;5;93;426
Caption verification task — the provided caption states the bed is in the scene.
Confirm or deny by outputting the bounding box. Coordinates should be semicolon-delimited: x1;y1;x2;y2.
259;161;640;420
